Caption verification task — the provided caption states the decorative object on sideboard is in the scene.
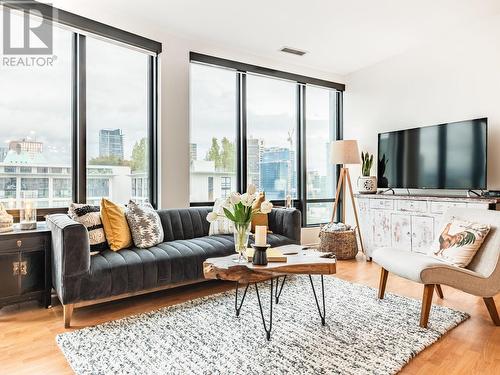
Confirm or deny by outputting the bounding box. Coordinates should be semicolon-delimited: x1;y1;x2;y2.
329;140;365;254
0;203;14;233
358;151;377;194
206;184;273;263
19;191;37;230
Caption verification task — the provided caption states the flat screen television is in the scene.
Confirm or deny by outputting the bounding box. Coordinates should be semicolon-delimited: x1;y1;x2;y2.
377;118;487;190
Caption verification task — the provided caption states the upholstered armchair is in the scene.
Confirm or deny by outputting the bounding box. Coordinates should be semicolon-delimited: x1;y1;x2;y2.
373;208;500;328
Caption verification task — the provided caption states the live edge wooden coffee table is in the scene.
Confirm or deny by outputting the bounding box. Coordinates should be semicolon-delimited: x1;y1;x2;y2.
203;244;336;340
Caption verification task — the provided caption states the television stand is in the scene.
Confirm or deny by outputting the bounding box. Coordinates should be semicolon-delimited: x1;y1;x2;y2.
378;188;395;195
467;189;483;198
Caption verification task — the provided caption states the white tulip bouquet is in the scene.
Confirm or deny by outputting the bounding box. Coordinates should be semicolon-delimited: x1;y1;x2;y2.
206;184;273;262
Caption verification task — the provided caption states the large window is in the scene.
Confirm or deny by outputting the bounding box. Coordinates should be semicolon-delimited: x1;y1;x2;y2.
189;63;237;202
0;12;72;209
305;85;338;225
189;55;344;226
86;37;150;205
0;4;159;211
247;75;297;200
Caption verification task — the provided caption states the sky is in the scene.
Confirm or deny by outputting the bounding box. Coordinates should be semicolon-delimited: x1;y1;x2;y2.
0;10;148;165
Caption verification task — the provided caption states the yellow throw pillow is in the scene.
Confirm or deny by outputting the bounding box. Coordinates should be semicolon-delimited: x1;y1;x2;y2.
100;198;133;251
251;192;269;233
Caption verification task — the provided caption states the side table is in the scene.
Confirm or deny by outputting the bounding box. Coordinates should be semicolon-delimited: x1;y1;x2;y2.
0;223;51;309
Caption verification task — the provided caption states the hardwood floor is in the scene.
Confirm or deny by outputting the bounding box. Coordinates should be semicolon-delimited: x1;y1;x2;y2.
0;256;498;374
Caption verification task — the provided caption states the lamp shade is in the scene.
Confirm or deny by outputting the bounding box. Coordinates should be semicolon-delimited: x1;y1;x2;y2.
330;140;361;165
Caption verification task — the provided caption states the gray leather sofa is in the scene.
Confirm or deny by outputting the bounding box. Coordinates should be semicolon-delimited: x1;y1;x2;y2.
46;207;301;327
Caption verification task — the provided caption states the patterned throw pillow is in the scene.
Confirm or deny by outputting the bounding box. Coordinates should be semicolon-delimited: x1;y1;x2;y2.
125;200;164;248
209;198;234;235
428;219;490;267
68;203;108;255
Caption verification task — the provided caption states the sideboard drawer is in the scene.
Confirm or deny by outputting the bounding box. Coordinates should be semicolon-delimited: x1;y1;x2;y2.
397;200;428;213
0;236;45;252
430;201;466;214
369;199;394;210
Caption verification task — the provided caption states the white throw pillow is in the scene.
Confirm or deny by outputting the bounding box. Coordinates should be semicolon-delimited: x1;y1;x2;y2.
428;218;490;267
209;198;234;235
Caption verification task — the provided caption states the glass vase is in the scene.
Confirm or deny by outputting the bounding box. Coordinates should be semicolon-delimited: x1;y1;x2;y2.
233;222;250;263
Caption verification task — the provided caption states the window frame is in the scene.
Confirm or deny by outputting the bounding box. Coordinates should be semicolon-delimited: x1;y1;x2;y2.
189;54;344;227
2;4;160;219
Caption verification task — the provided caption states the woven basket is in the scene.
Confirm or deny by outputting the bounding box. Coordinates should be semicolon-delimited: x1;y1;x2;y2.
318;228;358;260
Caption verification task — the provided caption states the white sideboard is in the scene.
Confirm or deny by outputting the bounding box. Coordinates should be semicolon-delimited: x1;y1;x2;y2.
355;194;499;260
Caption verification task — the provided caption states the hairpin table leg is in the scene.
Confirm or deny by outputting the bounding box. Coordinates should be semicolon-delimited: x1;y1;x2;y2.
309;275;326;326
274;275;287;304
235;282;249;317
255;278;274;340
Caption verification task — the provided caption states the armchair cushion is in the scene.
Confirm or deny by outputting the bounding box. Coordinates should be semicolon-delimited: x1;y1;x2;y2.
373;247;450;283
373;247;498;297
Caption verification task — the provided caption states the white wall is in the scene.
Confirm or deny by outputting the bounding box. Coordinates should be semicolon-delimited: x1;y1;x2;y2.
343;13;500;192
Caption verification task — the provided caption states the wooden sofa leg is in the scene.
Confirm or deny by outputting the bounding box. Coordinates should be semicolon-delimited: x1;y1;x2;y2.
435;284;444;299
483;297;500;326
378;268;389;299
63;304;74;328
420;284;434;328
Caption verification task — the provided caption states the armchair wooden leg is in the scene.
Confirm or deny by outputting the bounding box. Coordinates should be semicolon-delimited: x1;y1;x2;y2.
435;284;444;299
378;268;389;299
63;304;74;328
420;284;435;328
483;297;500;326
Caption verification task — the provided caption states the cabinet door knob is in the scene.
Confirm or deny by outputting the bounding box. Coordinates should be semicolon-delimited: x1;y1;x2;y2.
16;240;22;248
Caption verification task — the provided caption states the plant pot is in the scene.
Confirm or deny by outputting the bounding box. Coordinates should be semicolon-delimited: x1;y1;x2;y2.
357;176;377;194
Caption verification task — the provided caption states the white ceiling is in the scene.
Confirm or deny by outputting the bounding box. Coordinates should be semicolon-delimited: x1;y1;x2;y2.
53;0;500;76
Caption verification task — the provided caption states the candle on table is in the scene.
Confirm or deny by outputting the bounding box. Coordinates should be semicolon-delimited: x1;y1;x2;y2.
255;225;267;247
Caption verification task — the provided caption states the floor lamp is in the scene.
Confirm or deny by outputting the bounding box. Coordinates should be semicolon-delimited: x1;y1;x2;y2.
330;140;365;254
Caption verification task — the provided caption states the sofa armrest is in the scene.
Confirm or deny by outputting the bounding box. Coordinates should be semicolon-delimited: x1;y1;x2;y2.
268;208;301;244
46;214;90;302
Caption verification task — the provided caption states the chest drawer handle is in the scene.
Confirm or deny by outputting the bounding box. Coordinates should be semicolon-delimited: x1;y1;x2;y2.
20;261;27;275
13;262;20;276
17;240;22;248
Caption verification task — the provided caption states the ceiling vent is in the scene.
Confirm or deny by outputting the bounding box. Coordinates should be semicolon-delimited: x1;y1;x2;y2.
280;47;306;56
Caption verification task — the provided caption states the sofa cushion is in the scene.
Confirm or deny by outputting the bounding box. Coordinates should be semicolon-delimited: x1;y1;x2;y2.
78;235;235;301
77;233;294;301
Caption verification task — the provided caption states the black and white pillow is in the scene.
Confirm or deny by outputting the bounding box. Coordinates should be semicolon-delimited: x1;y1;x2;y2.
68;203;108;254
125;200;164;248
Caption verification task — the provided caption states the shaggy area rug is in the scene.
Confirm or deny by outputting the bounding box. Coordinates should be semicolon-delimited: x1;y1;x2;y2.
57;277;468;375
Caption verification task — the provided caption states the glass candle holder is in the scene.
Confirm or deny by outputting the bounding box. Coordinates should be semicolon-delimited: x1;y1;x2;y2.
20;191;37;230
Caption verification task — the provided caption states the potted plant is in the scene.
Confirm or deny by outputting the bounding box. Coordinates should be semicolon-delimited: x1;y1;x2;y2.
358;152;377;194
206;184;273;263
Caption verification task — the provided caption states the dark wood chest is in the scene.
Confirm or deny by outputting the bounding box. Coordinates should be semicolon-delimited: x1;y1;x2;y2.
0;223;51;308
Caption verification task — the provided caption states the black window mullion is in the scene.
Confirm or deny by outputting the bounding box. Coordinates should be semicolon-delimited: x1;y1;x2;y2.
148;55;158;208
74;33;86;204
335;90;344;223
238;72;248;192
298;84;307;227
